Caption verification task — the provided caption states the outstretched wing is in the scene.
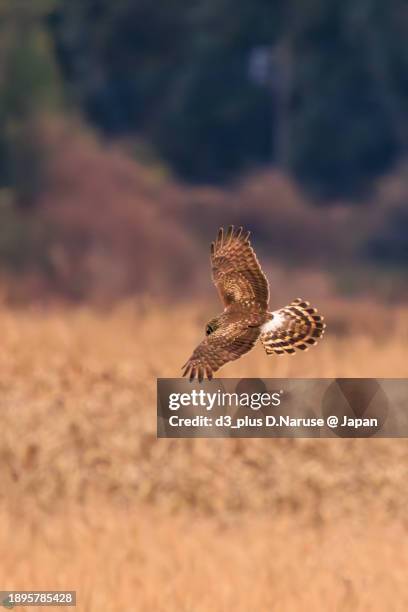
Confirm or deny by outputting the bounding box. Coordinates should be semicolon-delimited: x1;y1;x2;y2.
211;226;269;311
182;321;260;382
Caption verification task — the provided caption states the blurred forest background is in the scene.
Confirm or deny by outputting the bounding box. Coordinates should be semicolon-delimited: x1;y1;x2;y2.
0;0;406;304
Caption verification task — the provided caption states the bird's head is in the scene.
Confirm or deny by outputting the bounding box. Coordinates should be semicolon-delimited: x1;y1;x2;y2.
205;316;221;336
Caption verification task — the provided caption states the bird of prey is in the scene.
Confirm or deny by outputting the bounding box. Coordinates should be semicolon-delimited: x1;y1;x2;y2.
182;226;326;381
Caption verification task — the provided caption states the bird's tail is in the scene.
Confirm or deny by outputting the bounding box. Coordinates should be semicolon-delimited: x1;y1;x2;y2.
260;298;326;355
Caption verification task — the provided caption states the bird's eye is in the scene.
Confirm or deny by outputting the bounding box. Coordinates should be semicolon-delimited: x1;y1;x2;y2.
206;325;213;335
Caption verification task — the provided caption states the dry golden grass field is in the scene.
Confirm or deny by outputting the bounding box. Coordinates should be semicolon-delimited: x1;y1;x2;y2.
0;298;407;611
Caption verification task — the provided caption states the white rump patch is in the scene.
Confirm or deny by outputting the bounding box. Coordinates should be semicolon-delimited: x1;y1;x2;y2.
261;312;285;333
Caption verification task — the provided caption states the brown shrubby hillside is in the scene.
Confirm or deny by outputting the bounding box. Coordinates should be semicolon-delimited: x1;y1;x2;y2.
37;120;199;300
1;117;406;304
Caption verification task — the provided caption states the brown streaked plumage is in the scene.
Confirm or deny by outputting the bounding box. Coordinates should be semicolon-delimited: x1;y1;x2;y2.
182;226;326;381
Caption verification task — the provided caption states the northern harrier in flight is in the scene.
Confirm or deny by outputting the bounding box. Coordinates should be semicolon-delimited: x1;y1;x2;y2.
182;226;326;381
